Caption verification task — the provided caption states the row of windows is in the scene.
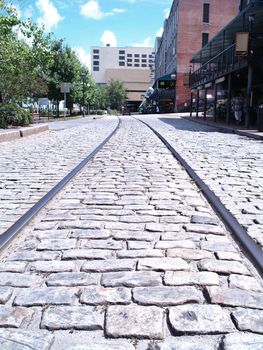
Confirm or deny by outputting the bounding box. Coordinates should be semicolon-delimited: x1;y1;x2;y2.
92;49;153;58
119;62;150;67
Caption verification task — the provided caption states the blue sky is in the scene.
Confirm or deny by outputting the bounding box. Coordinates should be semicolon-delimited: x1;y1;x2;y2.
14;0;173;68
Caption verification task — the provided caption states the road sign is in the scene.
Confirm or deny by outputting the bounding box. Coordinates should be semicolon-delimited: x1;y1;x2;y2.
60;83;70;93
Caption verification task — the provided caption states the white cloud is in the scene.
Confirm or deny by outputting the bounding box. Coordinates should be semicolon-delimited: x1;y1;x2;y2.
80;1;126;20
80;0;105;19
132;37;153;47
100;30;117;47
36;0;63;32
164;8;170;19
74;47;91;70
156;27;163;37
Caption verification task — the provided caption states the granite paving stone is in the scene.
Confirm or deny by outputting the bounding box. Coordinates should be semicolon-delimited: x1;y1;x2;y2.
198;259;250;275
0;328;54;350
0;306;34;328
30;261;76;273
165;271;219;286
106;304;164;339
137;257;189;271
46;272;99;287
0;287;13;304
207;286;263;309
222;333;263;349
231;307;263;333
101;271;162;287
0;273;43;287
14;287;77;306
133;286;204;305
41;306;104;330
228;274;263;292
169;304;235;334
81;259;136;272
80;286;131;305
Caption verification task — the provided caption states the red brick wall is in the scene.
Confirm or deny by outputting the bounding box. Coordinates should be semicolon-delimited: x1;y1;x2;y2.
176;0;239;110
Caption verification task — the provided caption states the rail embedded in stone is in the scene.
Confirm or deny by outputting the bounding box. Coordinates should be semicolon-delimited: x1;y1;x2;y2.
135;117;263;277
0;118;121;251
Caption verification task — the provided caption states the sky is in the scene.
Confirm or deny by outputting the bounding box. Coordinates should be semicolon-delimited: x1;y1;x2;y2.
14;0;173;69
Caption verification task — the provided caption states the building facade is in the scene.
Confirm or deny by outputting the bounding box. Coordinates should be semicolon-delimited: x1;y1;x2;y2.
153;0;239;112
189;0;263;130
91;45;154;110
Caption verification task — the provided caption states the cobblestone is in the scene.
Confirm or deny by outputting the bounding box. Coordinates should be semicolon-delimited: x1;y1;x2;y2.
0;116;262;348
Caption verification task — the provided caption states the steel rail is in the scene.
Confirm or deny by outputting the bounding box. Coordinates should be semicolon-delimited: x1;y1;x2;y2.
0;117;121;251
136;117;263;277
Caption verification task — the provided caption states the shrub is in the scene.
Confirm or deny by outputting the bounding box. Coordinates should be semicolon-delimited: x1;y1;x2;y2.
0;102;33;128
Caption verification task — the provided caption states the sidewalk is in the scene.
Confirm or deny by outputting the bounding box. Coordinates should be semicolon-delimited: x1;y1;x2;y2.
182;113;263;140
0;124;49;143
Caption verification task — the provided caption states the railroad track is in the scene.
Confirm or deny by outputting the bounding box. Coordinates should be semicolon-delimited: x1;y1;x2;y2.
1;115;263;278
0;115;262;348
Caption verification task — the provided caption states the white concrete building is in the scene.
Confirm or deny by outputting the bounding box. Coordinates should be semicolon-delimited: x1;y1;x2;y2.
91;45;155;109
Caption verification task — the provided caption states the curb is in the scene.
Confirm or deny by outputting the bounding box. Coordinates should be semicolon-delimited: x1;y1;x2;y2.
183;116;263;141
0;124;49;143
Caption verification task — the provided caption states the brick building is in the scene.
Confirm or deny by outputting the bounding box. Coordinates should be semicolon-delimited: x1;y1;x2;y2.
153;0;239;112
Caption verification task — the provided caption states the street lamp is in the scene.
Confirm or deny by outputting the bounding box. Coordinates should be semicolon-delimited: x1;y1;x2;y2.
80;72;86;117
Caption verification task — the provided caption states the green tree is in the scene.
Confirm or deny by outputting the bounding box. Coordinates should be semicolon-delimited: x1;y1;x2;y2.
0;1;53;103
106;79;127;110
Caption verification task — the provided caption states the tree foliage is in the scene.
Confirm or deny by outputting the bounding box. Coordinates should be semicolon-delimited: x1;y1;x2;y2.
105;79;127;110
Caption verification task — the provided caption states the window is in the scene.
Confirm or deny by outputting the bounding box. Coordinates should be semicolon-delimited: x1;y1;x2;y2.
135;64;140;67
93;55;99;59
93;67;99;71
127;63;132;67
127;58;132;62
127;53;132;57
134;59;140;63
142;64;147;67
142;54;147;58
142;59;147;63
93;61;99;66
135;54;139;58
203;3;210;23
119;50;125;54
202;33;209;47
93;49;99;54
119;61;125;66
119;56;125;60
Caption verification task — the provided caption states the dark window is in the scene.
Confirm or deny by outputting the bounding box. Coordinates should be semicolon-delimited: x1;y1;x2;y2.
142;54;147;58
119;56;125;60
93;61;100;66
127;63;132;67
142;64;147;67
203;3;210;23
135;64;139;67
127;54;132;57
127;58;132;62
93;49;99;54
142;59;147;63
93;66;99;71
119;61;125;66
135;54;139;57
93;55;99;59
202;33;209;47
134;59;140;63
119;50;125;54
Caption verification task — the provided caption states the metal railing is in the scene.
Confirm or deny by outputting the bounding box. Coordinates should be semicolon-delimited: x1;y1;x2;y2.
190;44;249;88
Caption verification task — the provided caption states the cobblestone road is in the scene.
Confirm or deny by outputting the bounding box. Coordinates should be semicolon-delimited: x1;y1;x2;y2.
0;117;262;349
138;115;263;248
0;116;118;236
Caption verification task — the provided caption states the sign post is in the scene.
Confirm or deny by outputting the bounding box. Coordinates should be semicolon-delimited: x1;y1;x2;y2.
60;83;70;119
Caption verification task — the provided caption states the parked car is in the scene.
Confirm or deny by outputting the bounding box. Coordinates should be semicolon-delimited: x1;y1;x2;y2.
121;106;131;115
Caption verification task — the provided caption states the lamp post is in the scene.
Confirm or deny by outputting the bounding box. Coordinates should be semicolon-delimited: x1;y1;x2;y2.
80;72;86;117
171;73;176;112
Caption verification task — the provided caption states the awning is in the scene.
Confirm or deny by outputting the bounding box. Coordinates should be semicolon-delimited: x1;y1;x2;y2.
152;72;176;89
191;0;263;64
